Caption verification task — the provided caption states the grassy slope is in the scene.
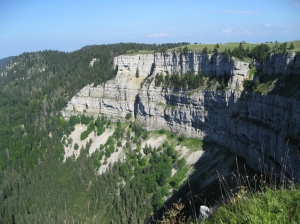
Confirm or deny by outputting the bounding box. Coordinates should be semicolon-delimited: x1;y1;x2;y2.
124;41;300;56
178;40;300;53
205;185;300;223
125;50;155;55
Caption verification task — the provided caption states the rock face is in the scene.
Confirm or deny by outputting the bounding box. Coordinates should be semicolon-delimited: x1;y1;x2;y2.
62;52;300;181
259;52;300;75
136;86;300;181
62;52;250;118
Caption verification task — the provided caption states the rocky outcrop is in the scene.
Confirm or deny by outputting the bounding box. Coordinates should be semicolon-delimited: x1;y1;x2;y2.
259;52;300;75
114;52;252;90
62;51;300;181
62;52;250;118
136;85;300;181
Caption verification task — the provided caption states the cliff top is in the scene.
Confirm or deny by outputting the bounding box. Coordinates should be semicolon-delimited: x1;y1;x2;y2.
176;40;300;52
122;41;300;58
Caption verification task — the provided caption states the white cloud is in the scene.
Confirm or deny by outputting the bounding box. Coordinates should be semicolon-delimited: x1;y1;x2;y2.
221;10;263;14
264;24;272;27
241;30;252;35
145;33;171;38
222;29;233;33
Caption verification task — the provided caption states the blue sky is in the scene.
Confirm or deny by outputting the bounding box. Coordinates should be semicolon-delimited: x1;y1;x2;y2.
0;0;299;58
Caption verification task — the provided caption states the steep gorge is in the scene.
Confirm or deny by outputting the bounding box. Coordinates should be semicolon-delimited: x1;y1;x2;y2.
62;51;300;181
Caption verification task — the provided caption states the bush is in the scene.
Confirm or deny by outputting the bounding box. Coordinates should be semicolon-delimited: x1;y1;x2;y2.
207;186;300;223
169;176;181;188
125;113;132;120
178;134;185;142
74;143;79;150
249;62;254;69
159;128;165;134
177;158;186;170
117;140;122;147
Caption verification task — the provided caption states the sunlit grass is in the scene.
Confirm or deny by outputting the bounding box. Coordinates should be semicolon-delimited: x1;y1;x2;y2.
125;50;155;55
205;185;300;223
121;40;300;57
172;40;300;53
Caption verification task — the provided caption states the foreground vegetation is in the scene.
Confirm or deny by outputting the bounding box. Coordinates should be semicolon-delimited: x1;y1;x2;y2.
159;180;300;223
205;185;300;223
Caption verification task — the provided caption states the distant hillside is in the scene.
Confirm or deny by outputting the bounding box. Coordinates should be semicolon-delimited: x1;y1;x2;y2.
0;56;15;69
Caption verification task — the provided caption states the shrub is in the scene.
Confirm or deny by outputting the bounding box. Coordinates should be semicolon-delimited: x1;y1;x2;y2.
117;140;122;147
159;128;165;134
177;158;186;170
178;134;185;142
125;113;132;120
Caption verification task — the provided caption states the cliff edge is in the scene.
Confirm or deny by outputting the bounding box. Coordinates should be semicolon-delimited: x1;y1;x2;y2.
62;51;300;181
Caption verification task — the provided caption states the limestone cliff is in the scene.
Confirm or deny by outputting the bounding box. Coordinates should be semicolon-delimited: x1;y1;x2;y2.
136;86;300;181
62;52;250;118
62;51;300;181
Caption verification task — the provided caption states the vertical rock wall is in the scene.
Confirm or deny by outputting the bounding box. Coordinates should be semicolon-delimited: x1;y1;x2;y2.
62;51;300;181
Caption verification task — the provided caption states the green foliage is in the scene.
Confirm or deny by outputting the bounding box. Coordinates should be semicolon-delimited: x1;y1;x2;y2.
177;158;186;170
80;120;95;140
117;140;122;147
156;69;206;90
169;176;181;188
159;128;166;134
217;77;226;90
80;114;92;125
243;79;259;92
206;186;300;223
131;122;145;138
113;120;122;140
155;73;164;87
178;134;185;142
125;42;190;55
182;46;189;54
74;143;79;150
135;68;139;78
152;191;164;211
250;44;271;61
95;115;107;135
125;113;132;120
69;115;81;126
213;47;218;54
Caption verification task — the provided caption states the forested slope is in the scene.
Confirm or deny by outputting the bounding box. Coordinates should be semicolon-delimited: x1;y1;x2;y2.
0;43;195;223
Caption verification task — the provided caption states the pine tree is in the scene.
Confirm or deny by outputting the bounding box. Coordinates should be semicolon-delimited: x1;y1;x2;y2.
283;42;287;54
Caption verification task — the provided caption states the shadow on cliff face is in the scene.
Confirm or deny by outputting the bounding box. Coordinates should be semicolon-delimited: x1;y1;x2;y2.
148;86;300;222
141;53;300;222
150;140;257;222
134;94;140;118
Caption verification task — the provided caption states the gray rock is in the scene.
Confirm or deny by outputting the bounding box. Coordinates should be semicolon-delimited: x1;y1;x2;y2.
62;52;300;182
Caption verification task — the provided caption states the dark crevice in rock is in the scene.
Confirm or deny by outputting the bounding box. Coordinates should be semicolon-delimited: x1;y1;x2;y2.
134;94;140;119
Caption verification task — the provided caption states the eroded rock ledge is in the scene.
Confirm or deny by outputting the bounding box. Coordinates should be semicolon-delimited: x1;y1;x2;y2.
62;51;300;181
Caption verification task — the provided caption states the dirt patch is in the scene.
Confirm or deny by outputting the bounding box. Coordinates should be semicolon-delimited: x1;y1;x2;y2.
98;148;125;174
186;150;205;165
63;124;87;161
89;128;115;155
63;124;115;161
141;135;166;149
